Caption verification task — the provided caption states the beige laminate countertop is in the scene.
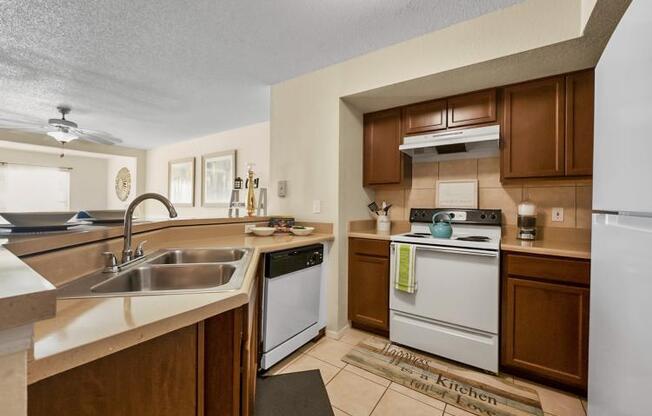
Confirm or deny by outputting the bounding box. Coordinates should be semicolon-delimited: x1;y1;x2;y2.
28;232;334;384
347;220;591;259
0;244;56;331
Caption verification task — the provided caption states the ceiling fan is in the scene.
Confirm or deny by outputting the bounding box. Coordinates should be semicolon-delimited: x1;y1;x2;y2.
0;105;123;156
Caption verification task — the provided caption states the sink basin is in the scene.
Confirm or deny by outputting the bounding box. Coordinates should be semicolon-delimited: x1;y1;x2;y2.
92;264;236;293
56;246;253;299
148;248;246;264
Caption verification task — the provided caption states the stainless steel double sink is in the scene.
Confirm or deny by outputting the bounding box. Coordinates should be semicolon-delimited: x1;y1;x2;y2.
57;248;253;299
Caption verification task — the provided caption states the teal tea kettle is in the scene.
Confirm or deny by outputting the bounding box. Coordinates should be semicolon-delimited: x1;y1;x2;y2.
429;212;453;239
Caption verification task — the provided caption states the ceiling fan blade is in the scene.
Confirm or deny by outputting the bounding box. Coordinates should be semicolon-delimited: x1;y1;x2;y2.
73;128;123;145
0;117;48;131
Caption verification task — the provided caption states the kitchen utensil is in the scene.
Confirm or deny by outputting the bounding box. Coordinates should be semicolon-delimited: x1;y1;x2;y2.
429;212;453;238
367;202;379;215
383;204;393;214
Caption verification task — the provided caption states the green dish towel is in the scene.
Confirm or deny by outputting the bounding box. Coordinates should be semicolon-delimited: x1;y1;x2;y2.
394;243;416;293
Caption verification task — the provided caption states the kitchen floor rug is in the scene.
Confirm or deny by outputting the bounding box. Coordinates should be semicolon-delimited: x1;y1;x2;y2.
255;369;334;416
342;337;543;416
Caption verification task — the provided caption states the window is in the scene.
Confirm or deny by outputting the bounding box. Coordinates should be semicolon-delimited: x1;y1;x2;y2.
0;163;71;214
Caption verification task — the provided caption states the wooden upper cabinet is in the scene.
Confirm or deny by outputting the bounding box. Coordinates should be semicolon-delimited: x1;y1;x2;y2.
402;99;447;135
502;76;566;179
447;89;497;128
363;108;410;186
565;70;594;176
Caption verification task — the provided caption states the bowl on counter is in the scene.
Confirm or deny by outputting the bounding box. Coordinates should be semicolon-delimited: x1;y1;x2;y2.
251;226;276;236
290;226;314;236
0;211;77;227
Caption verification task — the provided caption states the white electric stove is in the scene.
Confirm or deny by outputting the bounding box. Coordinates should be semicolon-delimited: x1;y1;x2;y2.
389;208;502;373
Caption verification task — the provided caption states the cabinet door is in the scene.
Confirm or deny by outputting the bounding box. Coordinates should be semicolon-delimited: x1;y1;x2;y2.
402;99;447;135
363;109;404;186
447;89;497;128
29;325;199;416
502;76;566;178
502;277;589;390
349;250;389;332
565;70;594;176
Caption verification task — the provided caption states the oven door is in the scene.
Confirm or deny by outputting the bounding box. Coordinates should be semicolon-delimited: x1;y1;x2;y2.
389;242;499;333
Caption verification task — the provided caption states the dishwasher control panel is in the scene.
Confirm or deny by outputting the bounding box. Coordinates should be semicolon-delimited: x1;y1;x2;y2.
264;244;324;278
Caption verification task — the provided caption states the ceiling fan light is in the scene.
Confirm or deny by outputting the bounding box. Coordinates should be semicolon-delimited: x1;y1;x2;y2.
47;130;78;143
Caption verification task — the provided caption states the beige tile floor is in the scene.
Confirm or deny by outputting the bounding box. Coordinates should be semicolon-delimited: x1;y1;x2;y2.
265;328;588;416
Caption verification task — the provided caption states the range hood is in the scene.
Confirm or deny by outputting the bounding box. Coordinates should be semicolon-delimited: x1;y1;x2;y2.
399;124;500;162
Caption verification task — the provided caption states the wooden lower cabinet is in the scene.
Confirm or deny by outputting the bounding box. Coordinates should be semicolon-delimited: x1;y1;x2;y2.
348;238;390;335
501;252;590;392
29;307;250;416
28;324;200;416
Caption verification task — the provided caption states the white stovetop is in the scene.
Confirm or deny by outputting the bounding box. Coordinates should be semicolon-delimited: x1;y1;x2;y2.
391;223;501;251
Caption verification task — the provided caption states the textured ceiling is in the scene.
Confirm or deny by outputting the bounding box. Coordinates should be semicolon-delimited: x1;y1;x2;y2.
0;0;523;148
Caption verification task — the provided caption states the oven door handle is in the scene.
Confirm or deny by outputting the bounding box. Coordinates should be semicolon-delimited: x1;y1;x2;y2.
391;243;498;258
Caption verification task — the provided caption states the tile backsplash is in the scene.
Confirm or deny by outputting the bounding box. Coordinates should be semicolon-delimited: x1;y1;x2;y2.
375;158;592;229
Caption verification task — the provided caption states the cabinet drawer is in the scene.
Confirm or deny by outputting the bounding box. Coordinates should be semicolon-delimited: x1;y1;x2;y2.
505;253;590;286
349;238;389;257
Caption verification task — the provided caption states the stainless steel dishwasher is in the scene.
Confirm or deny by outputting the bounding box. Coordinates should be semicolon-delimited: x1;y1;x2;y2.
261;244;323;370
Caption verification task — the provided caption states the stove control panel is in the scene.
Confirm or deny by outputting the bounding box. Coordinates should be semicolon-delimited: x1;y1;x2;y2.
409;208;502;225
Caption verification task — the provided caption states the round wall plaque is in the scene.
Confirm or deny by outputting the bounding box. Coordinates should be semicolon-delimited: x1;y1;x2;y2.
115;167;132;202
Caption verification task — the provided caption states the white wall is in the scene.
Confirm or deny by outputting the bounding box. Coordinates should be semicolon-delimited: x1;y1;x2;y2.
0;148;108;211
145;122;270;217
269;0;592;332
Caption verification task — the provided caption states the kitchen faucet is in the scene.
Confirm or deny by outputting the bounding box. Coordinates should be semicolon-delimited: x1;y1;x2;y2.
103;193;178;272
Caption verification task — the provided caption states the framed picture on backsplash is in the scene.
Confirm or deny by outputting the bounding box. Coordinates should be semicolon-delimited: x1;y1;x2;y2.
168;157;196;207
202;150;236;207
436;179;478;208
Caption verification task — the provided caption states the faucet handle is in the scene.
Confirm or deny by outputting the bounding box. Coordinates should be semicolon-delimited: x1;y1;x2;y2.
102;252;118;270
135;240;148;258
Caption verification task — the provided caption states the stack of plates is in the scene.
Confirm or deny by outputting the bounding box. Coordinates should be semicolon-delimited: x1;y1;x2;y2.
77;210;126;224
0;212;78;233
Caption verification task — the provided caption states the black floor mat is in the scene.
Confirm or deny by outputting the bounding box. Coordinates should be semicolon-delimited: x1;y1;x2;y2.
255;370;334;416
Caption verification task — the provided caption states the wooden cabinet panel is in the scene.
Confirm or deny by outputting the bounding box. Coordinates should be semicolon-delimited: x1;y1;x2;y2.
363;108;409;186
29;325;199;416
502;278;589;390
447;89;497;128
350;237;390;257
501;252;590;392
348;238;390;333
402;99;447;135
204;308;244;416
565;70;595;176
505;253;590;286
502;76;566;179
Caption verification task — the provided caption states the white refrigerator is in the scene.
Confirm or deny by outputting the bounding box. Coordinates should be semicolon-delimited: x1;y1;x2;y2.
589;1;652;415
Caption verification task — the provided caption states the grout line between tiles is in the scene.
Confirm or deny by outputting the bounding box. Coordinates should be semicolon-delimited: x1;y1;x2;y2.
367;384;390;416
333;405;352;416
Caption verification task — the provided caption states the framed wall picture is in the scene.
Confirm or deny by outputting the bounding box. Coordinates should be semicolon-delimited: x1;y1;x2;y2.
436;179;478;208
202;150;236;207
168;157;195;207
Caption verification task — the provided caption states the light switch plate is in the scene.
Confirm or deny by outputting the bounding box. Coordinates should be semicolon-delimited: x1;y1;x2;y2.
312;200;321;214
278;180;287;198
552;207;564;222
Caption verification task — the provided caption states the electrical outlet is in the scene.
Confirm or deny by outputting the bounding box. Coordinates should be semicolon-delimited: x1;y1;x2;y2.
312;200;321;214
244;224;257;234
552;207;564;222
